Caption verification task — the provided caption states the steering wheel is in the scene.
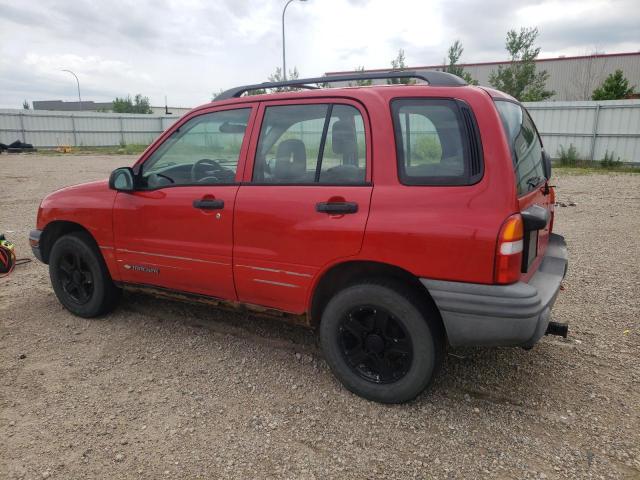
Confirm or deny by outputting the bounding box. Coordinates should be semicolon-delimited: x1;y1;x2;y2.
191;158;226;183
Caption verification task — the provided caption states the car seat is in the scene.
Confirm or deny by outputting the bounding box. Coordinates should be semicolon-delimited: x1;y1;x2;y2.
274;139;307;182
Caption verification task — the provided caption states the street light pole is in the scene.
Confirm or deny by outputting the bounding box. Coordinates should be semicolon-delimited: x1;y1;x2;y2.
62;69;82;110
281;0;307;81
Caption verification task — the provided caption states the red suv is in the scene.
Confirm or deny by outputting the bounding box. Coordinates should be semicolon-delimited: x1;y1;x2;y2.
30;72;568;403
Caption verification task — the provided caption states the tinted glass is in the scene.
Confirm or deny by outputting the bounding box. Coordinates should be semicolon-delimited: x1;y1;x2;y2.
142;108;250;187
253;104;366;184
495;101;545;195
392;99;469;185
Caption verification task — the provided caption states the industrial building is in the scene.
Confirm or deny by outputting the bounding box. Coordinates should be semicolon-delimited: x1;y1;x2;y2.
31;100;191;116
326;52;640;101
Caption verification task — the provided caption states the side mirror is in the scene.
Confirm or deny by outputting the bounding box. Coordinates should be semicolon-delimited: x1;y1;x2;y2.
542;150;552;180
109;167;135;192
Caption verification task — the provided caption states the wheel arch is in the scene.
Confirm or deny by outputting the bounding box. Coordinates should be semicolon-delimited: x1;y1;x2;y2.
40;220;97;264
308;260;445;338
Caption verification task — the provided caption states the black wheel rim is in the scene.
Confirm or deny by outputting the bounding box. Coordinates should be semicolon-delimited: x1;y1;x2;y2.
338;306;413;384
57;251;94;305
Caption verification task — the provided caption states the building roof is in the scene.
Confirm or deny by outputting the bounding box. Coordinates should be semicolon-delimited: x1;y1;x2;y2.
32;100;113;111
32;100;192;113
325;51;640;75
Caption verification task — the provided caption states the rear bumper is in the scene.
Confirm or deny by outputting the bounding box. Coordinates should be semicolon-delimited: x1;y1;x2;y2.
29;229;44;262
421;233;568;348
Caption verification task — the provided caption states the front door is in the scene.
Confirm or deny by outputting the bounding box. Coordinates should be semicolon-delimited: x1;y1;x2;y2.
233;100;373;313
113;104;256;299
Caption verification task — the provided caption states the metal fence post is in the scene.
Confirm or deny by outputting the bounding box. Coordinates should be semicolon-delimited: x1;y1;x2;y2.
158;117;164;144
120;117;125;145
70;114;78;146
19;112;26;143
589;104;601;161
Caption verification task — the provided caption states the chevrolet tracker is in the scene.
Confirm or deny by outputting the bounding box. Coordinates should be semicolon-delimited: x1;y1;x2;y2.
30;71;568;403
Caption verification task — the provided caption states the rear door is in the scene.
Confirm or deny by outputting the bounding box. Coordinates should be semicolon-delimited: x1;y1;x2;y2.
233;99;373;313
495;100;553;279
112;104;256;299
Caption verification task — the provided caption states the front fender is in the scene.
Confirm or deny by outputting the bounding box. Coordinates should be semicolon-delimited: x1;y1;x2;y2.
35;180;120;280
37;180;116;245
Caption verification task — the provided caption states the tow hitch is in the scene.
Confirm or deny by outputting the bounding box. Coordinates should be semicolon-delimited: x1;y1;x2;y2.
545;321;569;338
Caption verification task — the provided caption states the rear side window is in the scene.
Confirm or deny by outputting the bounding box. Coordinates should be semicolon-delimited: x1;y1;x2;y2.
495;101;545;195
252;103;366;185
391;98;482;186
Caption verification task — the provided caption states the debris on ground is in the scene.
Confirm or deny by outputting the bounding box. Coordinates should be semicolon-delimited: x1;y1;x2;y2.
1;155;638;479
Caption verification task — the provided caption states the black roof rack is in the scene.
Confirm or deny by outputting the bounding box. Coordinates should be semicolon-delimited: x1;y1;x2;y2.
214;70;466;101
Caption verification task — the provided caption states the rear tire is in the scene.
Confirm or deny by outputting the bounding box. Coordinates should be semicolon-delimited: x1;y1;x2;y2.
49;232;120;317
320;281;443;404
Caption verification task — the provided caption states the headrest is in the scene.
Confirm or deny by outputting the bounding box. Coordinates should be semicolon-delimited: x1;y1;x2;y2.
274;139;307;180
332;120;356;155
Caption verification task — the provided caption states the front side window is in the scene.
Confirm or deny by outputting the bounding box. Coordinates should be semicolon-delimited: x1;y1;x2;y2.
495;101;545;195
141;108;250;188
252;103;366;184
392;98;481;186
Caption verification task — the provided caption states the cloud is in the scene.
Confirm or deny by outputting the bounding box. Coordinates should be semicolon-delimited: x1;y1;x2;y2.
536;1;640;52
0;0;638;108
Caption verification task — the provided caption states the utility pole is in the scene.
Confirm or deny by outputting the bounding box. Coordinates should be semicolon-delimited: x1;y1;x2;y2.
62;69;82;110
282;0;307;81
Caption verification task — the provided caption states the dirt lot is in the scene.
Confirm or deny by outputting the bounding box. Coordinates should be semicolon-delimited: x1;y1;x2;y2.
1;154;638;479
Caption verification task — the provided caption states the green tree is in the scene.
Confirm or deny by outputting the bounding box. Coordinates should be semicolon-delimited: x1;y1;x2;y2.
488;27;554;101
592;70;635;100
443;40;478;85
211;88;225;101
213;67;303;99
112;94;152;114
243;66;301;95
269;66;300;91
22;100;30;110
349;66;372;87
387;49;415;85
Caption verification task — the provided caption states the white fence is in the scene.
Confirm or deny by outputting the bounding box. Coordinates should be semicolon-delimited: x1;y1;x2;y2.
0;109;180;147
524;99;640;164
1;100;640;163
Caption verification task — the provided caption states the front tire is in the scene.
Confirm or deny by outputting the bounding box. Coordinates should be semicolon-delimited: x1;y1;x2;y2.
49;232;120;317
320;281;443;404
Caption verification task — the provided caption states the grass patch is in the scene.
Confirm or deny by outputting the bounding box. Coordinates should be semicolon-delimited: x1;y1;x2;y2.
554;164;640;175
39;144;150;156
555;144;639;173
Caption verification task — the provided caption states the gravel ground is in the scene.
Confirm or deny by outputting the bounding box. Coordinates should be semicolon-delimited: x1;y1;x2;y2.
1;154;639;480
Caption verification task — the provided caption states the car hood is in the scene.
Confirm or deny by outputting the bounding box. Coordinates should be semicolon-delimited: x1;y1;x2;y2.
43;179;110;201
39;179;116;214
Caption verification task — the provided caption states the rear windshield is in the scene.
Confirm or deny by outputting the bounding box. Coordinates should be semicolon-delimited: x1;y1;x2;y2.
495;100;545;195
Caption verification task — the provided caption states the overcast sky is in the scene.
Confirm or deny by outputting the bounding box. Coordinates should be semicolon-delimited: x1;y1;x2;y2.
1;0;638;109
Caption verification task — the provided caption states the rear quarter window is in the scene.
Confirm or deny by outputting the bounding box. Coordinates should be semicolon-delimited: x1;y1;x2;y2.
495;100;546;196
391;98;483;186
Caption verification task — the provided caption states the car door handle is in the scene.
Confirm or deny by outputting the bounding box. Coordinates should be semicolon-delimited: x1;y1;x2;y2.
316;202;358;214
193;199;224;210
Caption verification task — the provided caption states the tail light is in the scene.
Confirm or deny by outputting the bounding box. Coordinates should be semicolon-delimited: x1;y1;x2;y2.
494;214;524;284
